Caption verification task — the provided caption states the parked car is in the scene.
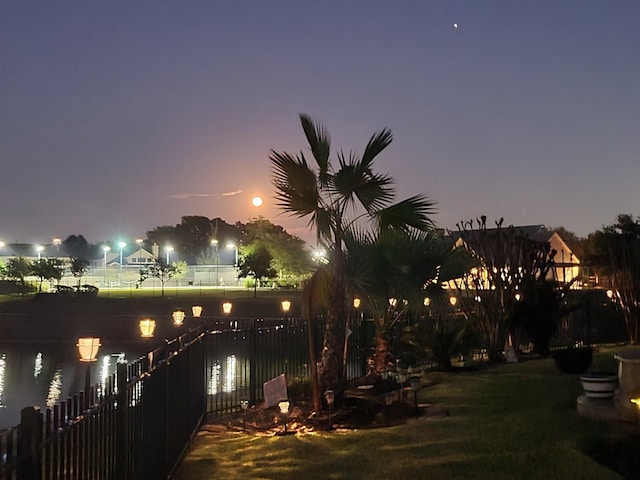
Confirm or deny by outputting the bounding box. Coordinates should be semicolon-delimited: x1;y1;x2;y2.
75;284;99;297
54;285;75;296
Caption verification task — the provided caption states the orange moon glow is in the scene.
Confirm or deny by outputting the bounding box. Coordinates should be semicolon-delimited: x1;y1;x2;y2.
251;196;263;207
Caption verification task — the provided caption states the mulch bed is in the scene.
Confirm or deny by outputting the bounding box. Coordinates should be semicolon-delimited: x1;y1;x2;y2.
200;396;449;437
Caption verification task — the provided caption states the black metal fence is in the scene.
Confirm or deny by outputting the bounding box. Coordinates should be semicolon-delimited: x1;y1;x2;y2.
0;329;206;480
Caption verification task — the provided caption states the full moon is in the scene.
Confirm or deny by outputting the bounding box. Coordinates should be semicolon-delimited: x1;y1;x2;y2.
251;196;263;207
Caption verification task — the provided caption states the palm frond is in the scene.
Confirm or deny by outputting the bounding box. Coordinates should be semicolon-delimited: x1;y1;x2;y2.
311;207;334;245
299;114;331;181
374;195;437;232
361;128;393;169
270;150;320;217
301;265;333;319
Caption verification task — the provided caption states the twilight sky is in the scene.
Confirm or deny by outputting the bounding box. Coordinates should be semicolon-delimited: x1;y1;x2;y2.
2;1;639;246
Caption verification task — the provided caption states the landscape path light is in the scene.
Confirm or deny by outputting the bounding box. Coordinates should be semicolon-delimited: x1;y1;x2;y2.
172;309;185;326
240;398;249;431
77;336;101;406
398;371;407;403
410;377;421;410
281;300;291;314
324;389;335;430
139;318;156;338
192;305;203;318
278;400;290;434
222;301;233;315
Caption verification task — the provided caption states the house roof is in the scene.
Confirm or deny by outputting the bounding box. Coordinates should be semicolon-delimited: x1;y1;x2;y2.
449;224;580;264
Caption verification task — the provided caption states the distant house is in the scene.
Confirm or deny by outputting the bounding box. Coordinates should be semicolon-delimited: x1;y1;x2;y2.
451;224;581;287
126;247;156;266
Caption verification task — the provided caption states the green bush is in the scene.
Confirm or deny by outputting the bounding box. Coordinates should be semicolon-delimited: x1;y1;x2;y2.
286;376;313;402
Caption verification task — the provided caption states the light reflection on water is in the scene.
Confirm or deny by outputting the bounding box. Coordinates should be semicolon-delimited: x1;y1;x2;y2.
208;355;240;394
0;343;144;430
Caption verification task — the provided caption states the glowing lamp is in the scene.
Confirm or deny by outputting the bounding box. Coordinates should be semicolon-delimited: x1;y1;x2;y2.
278;400;290;414
515;293;521;301
192;305;203;318
449;296;458;306
77;337;101;362
607;289;614;299
139;318;156;338
353;298;361;309
222;302;233;315
389;298;398;307
281;300;291;313
172;309;185;326
324;389;335;406
423;297;430;306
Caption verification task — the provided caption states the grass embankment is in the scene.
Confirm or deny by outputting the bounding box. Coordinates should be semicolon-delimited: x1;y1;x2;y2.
175;348;636;480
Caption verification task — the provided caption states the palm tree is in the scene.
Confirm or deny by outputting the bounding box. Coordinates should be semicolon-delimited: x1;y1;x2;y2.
271;114;435;394
345;228;469;373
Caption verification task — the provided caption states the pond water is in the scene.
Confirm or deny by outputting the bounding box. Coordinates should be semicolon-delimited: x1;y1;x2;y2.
0;341;147;430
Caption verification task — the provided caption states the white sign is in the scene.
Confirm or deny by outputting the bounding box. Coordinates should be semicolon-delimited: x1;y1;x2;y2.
263;374;288;408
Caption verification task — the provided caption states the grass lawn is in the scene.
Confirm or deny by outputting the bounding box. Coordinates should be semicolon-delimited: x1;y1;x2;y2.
174;348;637;480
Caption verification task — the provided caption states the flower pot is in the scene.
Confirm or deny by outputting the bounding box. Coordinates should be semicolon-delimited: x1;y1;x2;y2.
580;372;618;399
553;346;593;374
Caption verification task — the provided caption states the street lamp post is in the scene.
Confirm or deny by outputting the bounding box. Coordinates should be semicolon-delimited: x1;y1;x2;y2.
118;242;127;270
35;245;44;260
118;241;127;283
226;243;238;284
103;245;111;286
211;239;219;287
165;245;174;264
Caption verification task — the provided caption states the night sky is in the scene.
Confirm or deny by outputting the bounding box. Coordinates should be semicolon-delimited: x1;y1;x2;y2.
2;1;639;246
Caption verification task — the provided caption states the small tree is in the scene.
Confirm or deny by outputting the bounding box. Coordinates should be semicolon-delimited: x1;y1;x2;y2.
140;259;186;296
31;258;64;292
69;257;90;287
4;257;34;294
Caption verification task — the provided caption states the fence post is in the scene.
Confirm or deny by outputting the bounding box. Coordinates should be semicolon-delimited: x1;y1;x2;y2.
17;406;43;480
249;319;257;405
114;362;128;480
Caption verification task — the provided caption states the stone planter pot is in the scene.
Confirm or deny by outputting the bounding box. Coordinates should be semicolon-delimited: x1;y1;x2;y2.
553;346;593;374
580;372;618;399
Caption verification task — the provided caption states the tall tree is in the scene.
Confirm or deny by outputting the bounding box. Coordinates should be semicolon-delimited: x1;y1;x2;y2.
450;217;558;361
237;245;276;296
61;235;98;260
586;214;640;343
271;114;435;394
239;216;313;280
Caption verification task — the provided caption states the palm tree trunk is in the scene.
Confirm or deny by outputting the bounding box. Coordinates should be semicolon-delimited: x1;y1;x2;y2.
320;247;347;395
373;334;391;373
